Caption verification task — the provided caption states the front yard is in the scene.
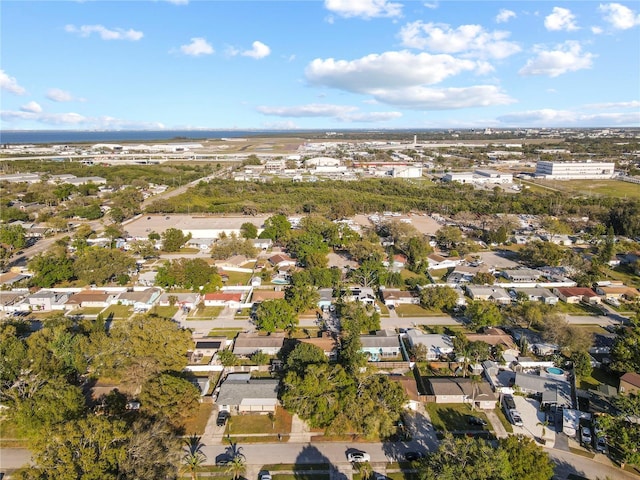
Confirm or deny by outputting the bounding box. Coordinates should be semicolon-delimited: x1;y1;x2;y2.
425;403;492;432
395;304;444;317
225;408;293;436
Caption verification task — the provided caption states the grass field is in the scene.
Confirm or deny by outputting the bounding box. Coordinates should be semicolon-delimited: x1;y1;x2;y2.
225;409;293;435
102;304;133;319
149;305;178;319
191;306;224;318
395;304;443;317
181;403;214;435
534;179;640;199
425;403;491;432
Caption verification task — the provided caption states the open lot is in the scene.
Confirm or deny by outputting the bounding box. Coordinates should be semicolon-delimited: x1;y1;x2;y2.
534;179;640;199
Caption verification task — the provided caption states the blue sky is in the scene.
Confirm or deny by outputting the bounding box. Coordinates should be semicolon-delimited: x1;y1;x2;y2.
1;0;639;130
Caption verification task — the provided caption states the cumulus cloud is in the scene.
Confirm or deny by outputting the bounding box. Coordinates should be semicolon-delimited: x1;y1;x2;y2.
324;0;402;19
164;0;189;4
20;101;42;113
591;26;604;34
242;41;271;59
0;109;165;129
257;103;401;122
64;24;143;41
369;85;515;110
519;41;594;77
398;21;520;59
46;88;77;102
497;108;639;126
599;3;640;29
0;70;26;95
496;9;516;23
306;50;478;92
423;2;439;9
179;37;214;56
544;7;579;31
584;100;640;109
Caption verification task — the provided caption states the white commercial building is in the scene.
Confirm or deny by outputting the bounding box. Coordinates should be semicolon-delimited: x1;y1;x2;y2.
443;170;512;185
535;161;615;180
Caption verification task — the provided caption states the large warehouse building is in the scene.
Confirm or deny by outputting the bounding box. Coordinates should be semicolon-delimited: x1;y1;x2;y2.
535;161;616;180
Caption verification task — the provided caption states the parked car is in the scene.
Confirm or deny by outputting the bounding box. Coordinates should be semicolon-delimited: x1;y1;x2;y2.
216;411;229;427
259;473;272;480
509;410;524;427
404;451;425;462
468;416;487;426
595;436;607;453
346;451;371;463
215;454;232;466
581;426;592;446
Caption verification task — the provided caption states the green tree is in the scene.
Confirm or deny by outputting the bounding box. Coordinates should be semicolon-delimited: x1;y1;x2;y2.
218;349;238;366
74;247;136;285
610;323;640;373
240;222;258;239
0;224;26;250
155;258;222;292
28;252;75;287
254;299;298;333
26;415;130;480
285;342;328;374
499;434;555;480
162;227;191;252
260;214;291;242
419;286;459;312
471;271;495;285
138;373;201;426
571;349;593;379
435;225;463;250
285;284;320;313
182;434;207;480
520;240;566;267
465;301;502;329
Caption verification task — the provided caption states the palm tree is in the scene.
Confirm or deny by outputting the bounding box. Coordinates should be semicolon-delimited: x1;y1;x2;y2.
225;454;247;480
355;461;373;480
182;434;206;480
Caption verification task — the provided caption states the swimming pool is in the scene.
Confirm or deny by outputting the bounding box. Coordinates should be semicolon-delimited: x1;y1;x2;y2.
546;367;564;375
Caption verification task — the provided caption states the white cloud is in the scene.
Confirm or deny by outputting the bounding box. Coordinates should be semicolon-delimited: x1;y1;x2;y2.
423;2;438;9
519;41;594;77
0;109;165;129
258;104;357;117
64;24;143;41
497;108;640;126
47;88;74;102
306;50;478;92
179;37;214;56
584;100;640;109
242;41;271;59
20;101;42;113
369;85;515;110
496;9;516;23
398;21;520;59
164;0;189;4
257;103;401;123
591;26;604;34
599;3;640;29
544;7;579;31
0;70;26;95
324;0;402;19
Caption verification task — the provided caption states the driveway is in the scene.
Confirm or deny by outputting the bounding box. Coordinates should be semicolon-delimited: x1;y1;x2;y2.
512;395;556;445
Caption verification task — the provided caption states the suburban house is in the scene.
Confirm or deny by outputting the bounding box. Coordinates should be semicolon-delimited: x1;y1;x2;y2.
232;332;286;357
317;288;334;310
619;372;640;395
66;290;118;309
344;287;376;306
595;285;639;301
268;253;296;268
501;269;542;283
186;238;216;251
427;253;462;270
426;377;498;409
192;336;227;357
251;290;285;303
465;328;520;357
27;291;70;311
251;238;273;250
0;291;26;312
359;330;401;361
203;292;243;309
465;285;511;304
514;372;572;408
553;287;601;304
406;330;454;360
298;332;339;360
391;254;408;269
215;373;279;414
513;287;559;304
116;288;162;311
381;289;419;307
157;292;201;310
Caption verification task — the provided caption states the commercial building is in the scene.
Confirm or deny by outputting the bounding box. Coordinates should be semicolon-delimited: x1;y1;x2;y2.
534;161;615;180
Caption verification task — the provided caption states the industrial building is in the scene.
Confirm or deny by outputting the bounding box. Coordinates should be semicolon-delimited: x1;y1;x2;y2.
534;161;615;180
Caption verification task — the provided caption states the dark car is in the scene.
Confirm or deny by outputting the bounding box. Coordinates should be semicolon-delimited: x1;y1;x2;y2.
215;454;232;466
404;451;425;462
468;416;488;426
216;411;229;427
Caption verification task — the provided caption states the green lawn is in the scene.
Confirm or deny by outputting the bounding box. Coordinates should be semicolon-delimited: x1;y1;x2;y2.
395;304;443;317
223;270;253;286
206;328;243;339
425;403;491;432
70;307;104;316
553;302;601;315
181;403;214;435
190;306;224;318
493;406;513;433
225;409;293;435
535;179;640;199
102;304;133;319
149;305;178;319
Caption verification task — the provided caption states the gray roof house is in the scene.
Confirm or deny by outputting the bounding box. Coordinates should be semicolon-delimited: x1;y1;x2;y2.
427;377;498;409
502;269;542;283
27;291;69;311
116;288;162;311
466;285;511;304
513;287;559;304
215;373;279;413
514;372;572;408
360;330;401;361
232;332;286;357
406;330;454;360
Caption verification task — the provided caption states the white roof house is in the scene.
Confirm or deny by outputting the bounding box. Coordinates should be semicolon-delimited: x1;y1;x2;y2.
406;330;453;360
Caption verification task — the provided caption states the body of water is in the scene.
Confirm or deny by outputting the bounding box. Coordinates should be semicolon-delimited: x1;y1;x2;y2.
0;129;310;145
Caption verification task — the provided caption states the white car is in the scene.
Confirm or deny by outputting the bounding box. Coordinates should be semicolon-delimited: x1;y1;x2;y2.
347;451;371;463
581;427;592;445
259;474;272;480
